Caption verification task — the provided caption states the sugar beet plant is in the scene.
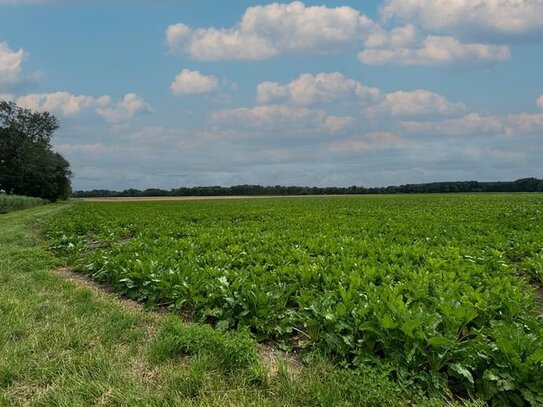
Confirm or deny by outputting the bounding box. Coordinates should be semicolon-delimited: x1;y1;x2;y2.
47;195;543;405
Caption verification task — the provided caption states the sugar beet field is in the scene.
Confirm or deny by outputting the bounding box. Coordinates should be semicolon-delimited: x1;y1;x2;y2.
47;194;543;405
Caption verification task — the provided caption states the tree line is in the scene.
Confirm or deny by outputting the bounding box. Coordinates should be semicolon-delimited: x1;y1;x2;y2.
0;100;71;201
72;178;543;198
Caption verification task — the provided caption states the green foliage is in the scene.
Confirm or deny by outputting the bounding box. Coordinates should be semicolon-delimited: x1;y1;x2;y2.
0;194;46;214
0;100;72;201
47;194;543;404
150;316;259;370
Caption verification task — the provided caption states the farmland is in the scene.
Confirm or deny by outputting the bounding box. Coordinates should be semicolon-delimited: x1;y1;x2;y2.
46;194;543;405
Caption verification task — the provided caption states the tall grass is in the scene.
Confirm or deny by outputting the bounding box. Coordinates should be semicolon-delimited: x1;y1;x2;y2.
0;194;47;214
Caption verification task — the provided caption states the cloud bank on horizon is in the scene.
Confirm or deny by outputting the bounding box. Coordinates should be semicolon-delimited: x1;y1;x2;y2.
1;0;542;189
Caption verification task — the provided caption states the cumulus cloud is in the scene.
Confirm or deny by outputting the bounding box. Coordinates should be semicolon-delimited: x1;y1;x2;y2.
166;1;376;61
16;91;152;123
16;92;110;116
0;41;31;90
256;72;464;118
212;105;317;127
164;2;522;67
96;93;152;123
537;94;543;109
364;24;420;49
257;72;381;105
381;0;543;40
211;104;353;134
366;90;467;117
359;33;510;66
170;69;219;96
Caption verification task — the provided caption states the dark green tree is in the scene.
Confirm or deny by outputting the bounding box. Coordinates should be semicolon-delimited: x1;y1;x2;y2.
0;100;72;201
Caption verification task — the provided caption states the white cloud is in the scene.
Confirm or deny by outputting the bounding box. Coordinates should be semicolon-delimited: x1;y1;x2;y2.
170;69;219;96
359;34;510;66
537;94;543;109
212;104;320;128
16;91;152;124
0;41;27;90
366;90;467;117
256;72;464;119
166;23;276;61
257;72;381;106
0;93;14;101
96;93;152;123
16;92;110;116
212;104;352;134
402;112;543;136
165;2;522;67
364;24;420;49
504;112;543;135
381;0;543;39
166;1;376;61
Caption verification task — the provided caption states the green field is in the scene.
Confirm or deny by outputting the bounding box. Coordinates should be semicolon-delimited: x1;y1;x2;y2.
45;194;543;405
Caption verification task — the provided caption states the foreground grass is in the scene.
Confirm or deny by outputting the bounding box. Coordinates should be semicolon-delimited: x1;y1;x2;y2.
0;204;486;406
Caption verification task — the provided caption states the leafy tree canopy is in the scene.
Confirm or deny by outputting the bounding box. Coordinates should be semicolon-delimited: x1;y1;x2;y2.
0;100;71;201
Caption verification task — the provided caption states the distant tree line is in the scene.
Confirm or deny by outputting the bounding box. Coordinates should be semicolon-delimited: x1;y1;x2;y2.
72;178;543;198
0;100;71;201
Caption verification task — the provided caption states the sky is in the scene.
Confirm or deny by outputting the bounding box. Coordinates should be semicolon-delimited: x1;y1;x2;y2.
1;0;542;190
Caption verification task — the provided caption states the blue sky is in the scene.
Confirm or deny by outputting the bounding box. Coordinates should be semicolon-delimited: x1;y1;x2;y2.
1;0;542;190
